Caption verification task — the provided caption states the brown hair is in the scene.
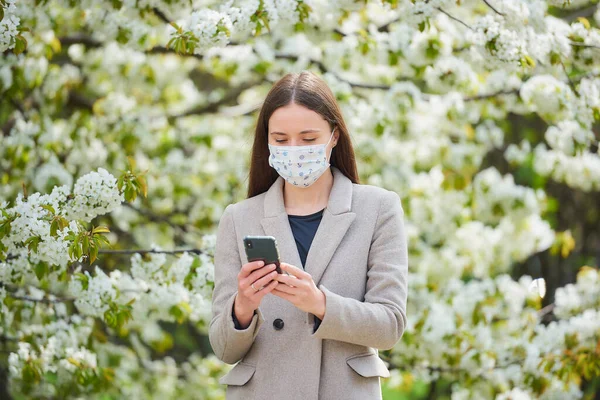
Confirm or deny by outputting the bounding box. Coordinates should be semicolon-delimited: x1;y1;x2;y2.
247;71;359;198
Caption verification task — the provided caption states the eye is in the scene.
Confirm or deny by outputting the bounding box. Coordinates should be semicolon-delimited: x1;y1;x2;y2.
275;140;287;143
305;139;316;142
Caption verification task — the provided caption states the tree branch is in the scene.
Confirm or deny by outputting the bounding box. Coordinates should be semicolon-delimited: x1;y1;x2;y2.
99;248;210;256
67;90;95;111
0;117;16;137
146;45;204;60
152;7;171;24
436;7;473;30
570;41;600;50
58;34;102;48
560;4;599;23
0;282;76;303
168;79;264;119
8;293;75;303
483;0;505;16
378;17;401;33
464;89;518;101
560;60;576;92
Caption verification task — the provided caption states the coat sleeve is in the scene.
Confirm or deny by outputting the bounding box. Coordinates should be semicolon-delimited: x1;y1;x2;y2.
208;204;265;364
311;190;408;350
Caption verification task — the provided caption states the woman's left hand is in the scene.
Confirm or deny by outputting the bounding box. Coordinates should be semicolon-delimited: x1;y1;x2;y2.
272;262;326;319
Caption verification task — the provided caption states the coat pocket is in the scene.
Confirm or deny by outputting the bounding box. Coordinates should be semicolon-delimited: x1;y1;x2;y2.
218;362;256;386
346;353;391;378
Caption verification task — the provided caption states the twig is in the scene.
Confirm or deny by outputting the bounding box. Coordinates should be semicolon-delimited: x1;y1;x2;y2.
58;34;102;48
168;79;264;119
99;248;209;256
152;7;171;24
378;17;401;33
0;282;76;303
436;8;473;30
8;293;75;303
561;4;599;23
483;0;505;16
570;42;600;50
537;303;555;318
560;60;576;92
147;45;204;60
464;89;519;101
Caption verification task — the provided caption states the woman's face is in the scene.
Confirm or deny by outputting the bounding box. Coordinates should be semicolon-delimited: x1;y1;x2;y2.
267;103;337;149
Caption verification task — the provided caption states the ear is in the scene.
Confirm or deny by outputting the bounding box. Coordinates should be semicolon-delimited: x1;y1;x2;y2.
333;127;339;146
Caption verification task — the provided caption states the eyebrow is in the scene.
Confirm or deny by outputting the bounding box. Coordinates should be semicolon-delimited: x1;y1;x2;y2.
269;129;322;136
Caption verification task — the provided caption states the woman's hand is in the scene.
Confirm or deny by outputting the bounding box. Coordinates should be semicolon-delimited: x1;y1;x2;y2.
272;262;326;319
233;260;279;328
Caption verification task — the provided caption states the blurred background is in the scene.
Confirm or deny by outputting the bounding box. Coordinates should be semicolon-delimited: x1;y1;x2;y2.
1;0;599;399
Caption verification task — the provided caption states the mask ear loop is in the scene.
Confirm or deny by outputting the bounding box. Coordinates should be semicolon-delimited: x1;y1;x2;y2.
326;125;336;162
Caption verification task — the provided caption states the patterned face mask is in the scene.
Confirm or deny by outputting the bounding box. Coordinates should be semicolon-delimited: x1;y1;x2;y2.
268;126;336;187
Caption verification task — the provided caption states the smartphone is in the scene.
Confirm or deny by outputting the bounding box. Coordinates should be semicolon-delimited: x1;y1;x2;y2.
243;235;282;274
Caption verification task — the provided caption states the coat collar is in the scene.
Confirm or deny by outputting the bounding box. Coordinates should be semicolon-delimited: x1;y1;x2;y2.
260;166;356;286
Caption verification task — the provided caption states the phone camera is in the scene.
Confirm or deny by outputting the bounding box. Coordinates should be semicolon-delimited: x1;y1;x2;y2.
246;241;253;249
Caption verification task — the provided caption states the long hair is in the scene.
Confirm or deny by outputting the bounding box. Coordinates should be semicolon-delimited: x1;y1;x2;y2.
247;71;359;198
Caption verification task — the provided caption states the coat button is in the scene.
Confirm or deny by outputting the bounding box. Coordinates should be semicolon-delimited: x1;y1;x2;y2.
273;318;284;330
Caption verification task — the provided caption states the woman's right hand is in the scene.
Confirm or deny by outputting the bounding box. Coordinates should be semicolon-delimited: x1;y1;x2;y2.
233;260;279;328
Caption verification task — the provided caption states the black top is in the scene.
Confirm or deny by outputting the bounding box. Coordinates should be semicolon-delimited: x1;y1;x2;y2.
287;208;325;269
233;208;325;333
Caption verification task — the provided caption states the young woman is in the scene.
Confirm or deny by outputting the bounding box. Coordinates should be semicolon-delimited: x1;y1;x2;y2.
209;71;408;400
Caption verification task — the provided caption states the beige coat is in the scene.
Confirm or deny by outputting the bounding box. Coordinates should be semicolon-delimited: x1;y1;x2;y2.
209;166;408;400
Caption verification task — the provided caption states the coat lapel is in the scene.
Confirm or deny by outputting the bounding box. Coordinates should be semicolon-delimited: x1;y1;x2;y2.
260;166;356;287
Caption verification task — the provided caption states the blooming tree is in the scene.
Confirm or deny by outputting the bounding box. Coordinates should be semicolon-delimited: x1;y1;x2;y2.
1;0;599;399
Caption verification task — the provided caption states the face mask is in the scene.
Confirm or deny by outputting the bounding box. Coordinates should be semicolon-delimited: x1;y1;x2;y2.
268;126;336;188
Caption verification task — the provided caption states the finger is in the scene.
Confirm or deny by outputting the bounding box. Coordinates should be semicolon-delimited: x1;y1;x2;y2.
275;274;301;287
239;260;266;277
252;269;279;290
244;281;264;298
243;264;276;287
272;282;298;295
253;280;278;299
280;262;310;279
271;288;295;302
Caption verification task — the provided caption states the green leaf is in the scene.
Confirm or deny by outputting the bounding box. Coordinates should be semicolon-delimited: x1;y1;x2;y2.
82;235;89;255
577;17;590;30
50;219;59;237
104;309;117;328
93;226;110;234
14;35;27;55
169;21;181;33
22;362;42;384
34;262;48;281
0;218;13;238
67;357;81;367
24;236;41;253
57;216;69;230
169;301;191;324
117;175;124;191
150;332;173;353
75;272;89;290
40;204;55;214
96;234;110;246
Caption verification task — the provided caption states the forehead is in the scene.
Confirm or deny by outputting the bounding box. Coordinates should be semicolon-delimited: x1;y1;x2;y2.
268;103;328;132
